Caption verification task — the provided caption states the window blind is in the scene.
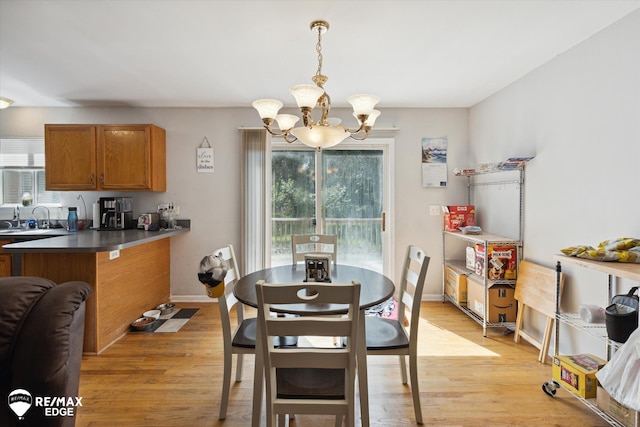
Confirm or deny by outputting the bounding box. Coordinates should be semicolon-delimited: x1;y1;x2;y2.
0;138;45;168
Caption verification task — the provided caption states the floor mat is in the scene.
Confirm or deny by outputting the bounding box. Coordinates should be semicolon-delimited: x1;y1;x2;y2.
131;308;199;333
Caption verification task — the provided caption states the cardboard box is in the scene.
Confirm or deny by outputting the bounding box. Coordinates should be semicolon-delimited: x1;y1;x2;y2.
475;244;518;279
551;354;606;399
445;266;467;304
466;278;517;322
443;205;475;231
597;386;640;427
465;246;475;270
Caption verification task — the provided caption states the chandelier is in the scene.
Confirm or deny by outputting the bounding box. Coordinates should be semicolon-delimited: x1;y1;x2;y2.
252;20;381;150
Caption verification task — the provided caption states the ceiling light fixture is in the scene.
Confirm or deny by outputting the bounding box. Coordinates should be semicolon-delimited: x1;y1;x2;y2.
252;20;380;150
0;97;14;109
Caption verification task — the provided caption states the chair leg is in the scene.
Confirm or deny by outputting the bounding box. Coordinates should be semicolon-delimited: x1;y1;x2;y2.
409;352;423;424
399;354;408;385
277;413;286;427
235;353;243;381
356;311;370;427
334;414;343;427
219;349;232;419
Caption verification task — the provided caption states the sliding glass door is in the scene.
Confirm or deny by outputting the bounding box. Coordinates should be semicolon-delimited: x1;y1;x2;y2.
270;139;393;275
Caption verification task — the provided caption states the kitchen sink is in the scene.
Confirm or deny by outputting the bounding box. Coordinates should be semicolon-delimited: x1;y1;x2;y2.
0;228;60;235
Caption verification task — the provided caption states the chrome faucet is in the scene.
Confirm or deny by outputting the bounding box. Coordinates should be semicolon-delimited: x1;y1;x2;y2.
32;206;51;229
13;206;23;228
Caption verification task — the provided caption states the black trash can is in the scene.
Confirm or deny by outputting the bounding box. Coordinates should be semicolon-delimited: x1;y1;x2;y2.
605;303;638;343
605;286;639;343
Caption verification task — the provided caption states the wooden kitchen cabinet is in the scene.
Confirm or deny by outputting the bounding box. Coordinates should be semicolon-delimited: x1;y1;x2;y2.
0;240;11;277
99;125;166;190
45;125;98;190
45;124;166;191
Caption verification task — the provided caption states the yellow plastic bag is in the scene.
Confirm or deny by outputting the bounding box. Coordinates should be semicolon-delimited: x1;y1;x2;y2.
204;279;225;298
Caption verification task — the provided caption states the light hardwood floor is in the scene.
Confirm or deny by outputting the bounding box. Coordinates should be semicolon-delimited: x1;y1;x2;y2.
77;302;608;426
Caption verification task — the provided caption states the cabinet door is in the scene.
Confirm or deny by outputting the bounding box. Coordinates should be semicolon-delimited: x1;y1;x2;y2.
0;255;11;277
99;125;154;190
45;125;98;190
0;240;11;277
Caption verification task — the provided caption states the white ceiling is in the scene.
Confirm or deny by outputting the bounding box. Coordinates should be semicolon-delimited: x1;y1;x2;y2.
1;0;639;109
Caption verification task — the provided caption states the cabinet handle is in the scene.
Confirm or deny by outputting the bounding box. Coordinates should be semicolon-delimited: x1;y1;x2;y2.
90;174;94;185
100;174;104;184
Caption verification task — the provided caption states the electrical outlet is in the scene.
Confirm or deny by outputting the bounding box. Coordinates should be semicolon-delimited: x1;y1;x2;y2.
173;205;180;215
429;205;441;216
109;250;120;260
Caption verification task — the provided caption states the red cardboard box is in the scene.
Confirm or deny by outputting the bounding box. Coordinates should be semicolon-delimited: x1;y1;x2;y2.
475;244;518;279
443;205;475;231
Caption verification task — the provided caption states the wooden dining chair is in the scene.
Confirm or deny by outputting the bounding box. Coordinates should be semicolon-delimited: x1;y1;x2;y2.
365;245;430;424
213;244;257;420
255;280;361;427
291;233;338;265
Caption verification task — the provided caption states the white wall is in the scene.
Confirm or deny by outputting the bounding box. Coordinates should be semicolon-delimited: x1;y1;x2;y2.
469;10;640;355
0;106;469;299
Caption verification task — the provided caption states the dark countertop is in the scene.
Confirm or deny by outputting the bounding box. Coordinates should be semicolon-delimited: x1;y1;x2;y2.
1;228;188;253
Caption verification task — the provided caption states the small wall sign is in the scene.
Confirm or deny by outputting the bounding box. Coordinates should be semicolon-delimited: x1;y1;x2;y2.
197;137;214;173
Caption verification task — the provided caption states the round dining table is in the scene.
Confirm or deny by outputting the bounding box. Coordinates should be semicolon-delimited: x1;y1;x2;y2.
234;263;395;314
234;263;395;427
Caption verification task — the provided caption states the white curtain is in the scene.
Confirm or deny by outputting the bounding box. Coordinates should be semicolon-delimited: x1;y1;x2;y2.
240;129;269;275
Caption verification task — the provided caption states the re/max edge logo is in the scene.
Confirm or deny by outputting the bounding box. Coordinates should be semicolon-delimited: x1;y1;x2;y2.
8;389;83;420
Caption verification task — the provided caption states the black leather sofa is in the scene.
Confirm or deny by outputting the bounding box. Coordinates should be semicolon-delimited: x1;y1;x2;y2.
0;276;91;427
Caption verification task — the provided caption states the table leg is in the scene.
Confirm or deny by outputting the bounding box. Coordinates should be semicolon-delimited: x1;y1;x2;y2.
357;309;369;427
252;318;264;427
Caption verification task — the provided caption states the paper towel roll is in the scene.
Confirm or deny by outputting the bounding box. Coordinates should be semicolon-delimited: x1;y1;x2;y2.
579;304;606;323
92;202;100;228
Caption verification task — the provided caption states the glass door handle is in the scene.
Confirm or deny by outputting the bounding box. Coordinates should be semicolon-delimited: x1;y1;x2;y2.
382;211;386;232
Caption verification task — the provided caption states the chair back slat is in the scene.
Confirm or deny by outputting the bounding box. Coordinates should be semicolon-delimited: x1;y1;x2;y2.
291;234;338;264
261;282;354;304
270;351;350;369
265;317;354;338
211;245;242;316
398;245;430;321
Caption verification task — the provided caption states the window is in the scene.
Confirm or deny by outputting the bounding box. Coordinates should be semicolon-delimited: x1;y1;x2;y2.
0;138;60;206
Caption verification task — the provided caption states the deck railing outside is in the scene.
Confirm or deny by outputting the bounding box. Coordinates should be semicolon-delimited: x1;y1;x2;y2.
271;217;383;267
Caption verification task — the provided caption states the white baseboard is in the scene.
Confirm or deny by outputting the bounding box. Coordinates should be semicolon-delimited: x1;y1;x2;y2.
422;293;446;302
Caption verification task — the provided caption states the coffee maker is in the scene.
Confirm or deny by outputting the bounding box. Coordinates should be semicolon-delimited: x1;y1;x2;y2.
99;197;134;230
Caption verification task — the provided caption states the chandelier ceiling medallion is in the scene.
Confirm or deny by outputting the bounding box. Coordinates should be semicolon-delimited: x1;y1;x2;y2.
252;20;381;150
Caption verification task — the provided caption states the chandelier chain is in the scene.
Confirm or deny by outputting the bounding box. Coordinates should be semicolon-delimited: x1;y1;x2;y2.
315;27;323;79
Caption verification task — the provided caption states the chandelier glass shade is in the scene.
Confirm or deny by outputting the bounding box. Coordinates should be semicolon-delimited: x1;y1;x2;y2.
0;97;14;109
252;20;380;150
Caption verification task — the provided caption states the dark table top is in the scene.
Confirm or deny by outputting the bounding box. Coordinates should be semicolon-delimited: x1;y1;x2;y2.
234;264;395;315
